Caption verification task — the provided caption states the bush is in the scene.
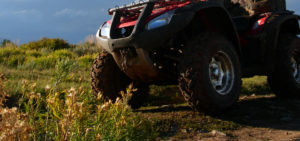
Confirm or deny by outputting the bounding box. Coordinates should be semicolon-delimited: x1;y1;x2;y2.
23;50;75;70
30;56;58;69
25;50;42;58
7;55;26;67
0;39;17;48
72;42;101;57
0;75;157;140
54;59;77;84
20;38;70;50
1;39;11;47
0;48;26;67
51;49;75;59
40;48;52;56
0;47;24;58
77;54;97;68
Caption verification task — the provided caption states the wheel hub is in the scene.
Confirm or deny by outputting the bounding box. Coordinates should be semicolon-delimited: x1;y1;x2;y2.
291;54;300;83
209;51;235;95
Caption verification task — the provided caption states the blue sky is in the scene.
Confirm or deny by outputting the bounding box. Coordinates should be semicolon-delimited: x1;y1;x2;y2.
0;0;299;44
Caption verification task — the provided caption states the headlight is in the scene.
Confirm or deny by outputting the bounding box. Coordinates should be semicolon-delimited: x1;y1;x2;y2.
99;22;110;37
146;10;175;30
298;19;300;31
298;20;300;37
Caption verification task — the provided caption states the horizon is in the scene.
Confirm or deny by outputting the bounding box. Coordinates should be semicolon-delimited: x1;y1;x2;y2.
0;0;299;44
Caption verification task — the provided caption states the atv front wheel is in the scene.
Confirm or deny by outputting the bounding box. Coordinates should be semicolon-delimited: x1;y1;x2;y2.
268;34;300;98
179;33;241;114
91;52;149;109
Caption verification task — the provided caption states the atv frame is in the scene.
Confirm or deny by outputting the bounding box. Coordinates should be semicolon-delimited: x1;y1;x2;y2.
93;0;300;113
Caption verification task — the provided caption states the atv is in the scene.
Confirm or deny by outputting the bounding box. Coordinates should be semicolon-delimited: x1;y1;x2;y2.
91;0;300;113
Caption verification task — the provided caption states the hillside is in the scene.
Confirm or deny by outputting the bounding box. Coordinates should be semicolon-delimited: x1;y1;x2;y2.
0;38;300;140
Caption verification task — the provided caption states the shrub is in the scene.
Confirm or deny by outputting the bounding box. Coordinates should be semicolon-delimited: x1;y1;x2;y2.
7;55;26;67
72;42;101;57
25;50;42;57
51;49;75;59
0;75;157;140
22;51;75;70
20;38;70;50
44;86;157;141
54;59;77;85
0;47;24;58
40;48;52;56
0;39;18;48
30;55;58;69
77;54;97;68
1;39;12;47
0;47;25;67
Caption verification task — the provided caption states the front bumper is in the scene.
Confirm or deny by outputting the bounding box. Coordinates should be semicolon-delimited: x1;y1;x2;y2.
96;2;193;82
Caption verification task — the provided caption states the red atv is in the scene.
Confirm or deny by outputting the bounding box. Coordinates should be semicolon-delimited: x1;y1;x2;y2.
91;0;300;113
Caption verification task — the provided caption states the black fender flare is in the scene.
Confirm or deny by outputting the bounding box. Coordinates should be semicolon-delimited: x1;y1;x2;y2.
261;13;300;69
173;2;241;56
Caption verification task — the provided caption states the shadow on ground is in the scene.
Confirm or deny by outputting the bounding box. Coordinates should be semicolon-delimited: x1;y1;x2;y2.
139;95;300;132
220;95;300;131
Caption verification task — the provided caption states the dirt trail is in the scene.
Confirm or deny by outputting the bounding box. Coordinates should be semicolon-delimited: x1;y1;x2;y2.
139;95;300;141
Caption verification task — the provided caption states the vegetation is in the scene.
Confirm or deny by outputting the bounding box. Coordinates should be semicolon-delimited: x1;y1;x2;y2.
19;38;70;50
0;37;157;140
0;37;277;140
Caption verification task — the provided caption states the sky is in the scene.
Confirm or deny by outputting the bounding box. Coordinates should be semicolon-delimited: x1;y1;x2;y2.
0;0;299;44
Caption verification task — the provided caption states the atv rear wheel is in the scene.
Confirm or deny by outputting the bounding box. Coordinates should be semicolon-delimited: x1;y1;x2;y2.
268;35;300;98
179;33;241;114
91;52;149;109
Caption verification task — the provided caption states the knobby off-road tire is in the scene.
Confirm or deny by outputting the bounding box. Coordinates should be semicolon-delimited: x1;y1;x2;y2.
268;34;300;98
179;33;241;114
91;52;149;109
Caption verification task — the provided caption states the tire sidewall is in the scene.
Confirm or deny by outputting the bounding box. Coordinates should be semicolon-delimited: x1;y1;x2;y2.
179;34;241;112
196;40;241;108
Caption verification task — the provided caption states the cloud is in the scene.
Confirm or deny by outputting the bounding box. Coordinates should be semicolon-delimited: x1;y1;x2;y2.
0;9;41;18
13;9;39;15
54;8;87;17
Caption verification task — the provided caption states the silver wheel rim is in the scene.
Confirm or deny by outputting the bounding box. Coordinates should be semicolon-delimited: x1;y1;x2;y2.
209;51;235;95
291;54;300;83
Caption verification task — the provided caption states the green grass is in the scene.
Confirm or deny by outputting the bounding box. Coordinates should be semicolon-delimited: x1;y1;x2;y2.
0;66;91;98
241;76;271;95
0;37;277;140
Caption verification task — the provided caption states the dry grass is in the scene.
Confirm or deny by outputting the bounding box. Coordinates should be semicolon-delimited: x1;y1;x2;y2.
0;70;156;140
0;74;32;141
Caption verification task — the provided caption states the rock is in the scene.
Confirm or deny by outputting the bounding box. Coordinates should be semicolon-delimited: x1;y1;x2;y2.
181;129;187;133
211;130;226;136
